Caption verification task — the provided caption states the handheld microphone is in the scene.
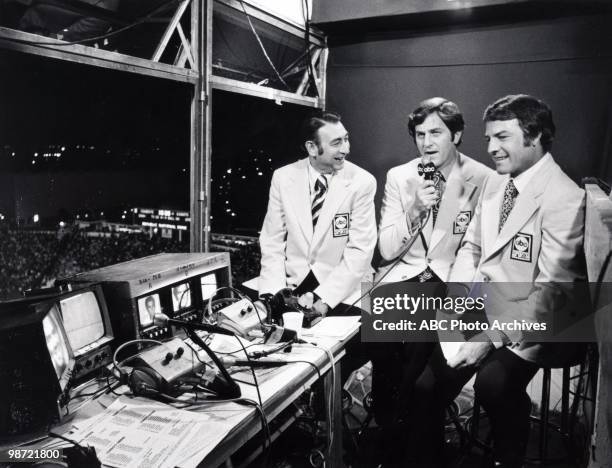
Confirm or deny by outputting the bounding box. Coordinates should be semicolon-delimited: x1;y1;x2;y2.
154;313;235;336
418;156;437;181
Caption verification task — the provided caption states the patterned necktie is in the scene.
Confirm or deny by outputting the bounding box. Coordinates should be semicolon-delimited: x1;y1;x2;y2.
432;171;446;225
311;175;327;227
499;179;518;232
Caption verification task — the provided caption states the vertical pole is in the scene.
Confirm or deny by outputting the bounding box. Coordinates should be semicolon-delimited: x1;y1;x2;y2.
203;0;213;252
319;44;328;110
190;0;212;253
189;0;202;252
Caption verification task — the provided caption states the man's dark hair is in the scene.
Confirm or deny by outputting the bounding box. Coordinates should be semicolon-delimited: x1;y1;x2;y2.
407;97;465;146
145;296;155;307
300;110;342;154
483;94;555;153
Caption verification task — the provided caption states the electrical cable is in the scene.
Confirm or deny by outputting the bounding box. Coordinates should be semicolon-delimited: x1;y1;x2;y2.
212;285;266;328
112;338;163;378
7;0;182;46
237;0;289;90
340;209;433;315
322;346;335;463
234;336;273;462
250;339;296;359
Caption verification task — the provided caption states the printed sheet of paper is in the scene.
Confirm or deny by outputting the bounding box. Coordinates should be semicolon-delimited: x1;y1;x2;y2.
67;396;250;468
302;315;360;340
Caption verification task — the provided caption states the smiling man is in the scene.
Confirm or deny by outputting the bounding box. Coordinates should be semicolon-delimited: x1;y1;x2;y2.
371;98;491;463
258;110;377;322
405;95;586;467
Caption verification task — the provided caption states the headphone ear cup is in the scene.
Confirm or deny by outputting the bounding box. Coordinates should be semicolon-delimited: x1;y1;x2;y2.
129;367;163;397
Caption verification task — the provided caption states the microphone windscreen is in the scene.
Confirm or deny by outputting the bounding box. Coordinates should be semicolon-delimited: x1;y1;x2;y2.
423;162;436;180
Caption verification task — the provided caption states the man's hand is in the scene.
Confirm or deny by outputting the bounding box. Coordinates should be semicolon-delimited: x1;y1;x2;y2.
312;299;330;317
446;336;494;369
408;179;438;221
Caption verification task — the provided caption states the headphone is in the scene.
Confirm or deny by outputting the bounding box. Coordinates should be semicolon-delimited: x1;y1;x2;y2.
128;366;165;397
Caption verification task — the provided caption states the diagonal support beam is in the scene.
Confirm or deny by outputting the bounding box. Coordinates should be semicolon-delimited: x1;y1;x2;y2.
152;0;191;63
296;48;321;96
176;23;196;69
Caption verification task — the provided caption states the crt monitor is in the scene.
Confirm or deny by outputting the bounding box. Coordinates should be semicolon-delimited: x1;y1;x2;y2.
60;290;105;353
0;297;75;437
57;253;232;342
201;273;219;302
171;281;192;312
43;304;73;391
137;293;160;329
56;285;114;383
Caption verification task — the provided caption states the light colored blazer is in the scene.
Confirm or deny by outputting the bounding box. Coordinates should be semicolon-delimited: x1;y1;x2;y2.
259;158;377;308
449;155;586;366
377;154;492;282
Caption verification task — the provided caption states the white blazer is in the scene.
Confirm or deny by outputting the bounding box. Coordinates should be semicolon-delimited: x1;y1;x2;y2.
259;158;377;308
450;155;586;366
377;154;492;282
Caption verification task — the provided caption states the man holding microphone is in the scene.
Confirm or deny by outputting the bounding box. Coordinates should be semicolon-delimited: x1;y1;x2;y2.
372;98;491;463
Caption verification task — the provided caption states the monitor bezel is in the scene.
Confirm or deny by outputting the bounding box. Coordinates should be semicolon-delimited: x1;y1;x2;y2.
56;285;114;358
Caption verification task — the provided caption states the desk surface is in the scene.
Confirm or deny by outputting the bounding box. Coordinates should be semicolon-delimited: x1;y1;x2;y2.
35;316;361;468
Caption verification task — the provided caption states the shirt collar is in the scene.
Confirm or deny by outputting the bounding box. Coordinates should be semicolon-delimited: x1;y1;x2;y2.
308;161;331;194
438;155;456;181
509;153;551;193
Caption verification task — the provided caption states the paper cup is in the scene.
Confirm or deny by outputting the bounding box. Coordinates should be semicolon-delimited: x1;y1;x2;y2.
282;311;304;338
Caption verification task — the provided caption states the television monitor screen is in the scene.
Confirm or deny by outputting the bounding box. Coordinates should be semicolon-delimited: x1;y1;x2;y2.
201;273;218;301
137;293;160;328
60;291;105;353
42;304;73;390
171;282;192;312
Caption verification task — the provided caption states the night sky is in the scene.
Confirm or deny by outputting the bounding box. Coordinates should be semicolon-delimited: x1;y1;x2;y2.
0;49;310;234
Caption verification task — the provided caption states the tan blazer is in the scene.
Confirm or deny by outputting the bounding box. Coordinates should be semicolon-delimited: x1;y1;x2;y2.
258;158;377;308
450;155;586;366
377;154;492;282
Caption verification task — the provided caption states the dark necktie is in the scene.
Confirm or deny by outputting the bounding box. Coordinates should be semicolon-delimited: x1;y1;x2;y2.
432;170;446;225
499;179;518;232
311;175;327;227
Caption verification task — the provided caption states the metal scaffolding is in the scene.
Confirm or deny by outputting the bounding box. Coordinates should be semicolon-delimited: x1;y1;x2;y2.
0;0;326;251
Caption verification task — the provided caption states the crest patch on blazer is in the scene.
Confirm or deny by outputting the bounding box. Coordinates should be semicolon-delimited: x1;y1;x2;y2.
510;232;533;262
332;213;350;237
453;211;472;234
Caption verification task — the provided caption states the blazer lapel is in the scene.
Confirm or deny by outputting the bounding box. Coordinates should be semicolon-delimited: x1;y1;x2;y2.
481;182;504;260
429;158;476;254
310;169;351;250
286;159;313;241
485;158;553;260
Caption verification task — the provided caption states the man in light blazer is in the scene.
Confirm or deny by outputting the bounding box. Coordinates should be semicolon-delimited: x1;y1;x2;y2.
258;111;377;378
371;98;491;437
406;95;586;467
378;98;492;283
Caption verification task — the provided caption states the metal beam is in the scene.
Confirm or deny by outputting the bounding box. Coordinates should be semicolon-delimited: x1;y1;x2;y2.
176;23;196;69
203;0;214;253
152;0;191;62
210;75;320;107
296;48;321;96
215;0;325;47
0;27;198;83
319;47;329;110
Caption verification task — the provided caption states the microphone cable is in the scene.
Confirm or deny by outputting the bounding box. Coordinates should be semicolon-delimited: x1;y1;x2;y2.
339;156;438;314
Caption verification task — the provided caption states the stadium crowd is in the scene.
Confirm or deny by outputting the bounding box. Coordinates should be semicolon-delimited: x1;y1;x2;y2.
0;227;260;299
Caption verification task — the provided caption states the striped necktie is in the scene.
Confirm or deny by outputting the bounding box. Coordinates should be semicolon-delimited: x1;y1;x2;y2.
432;170;446;225
312;175;327;227
499;179;518;232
